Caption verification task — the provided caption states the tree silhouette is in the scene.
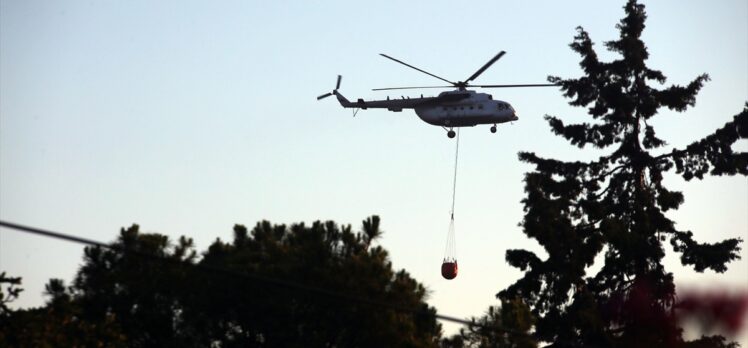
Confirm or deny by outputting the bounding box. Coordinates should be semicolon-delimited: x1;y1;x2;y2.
0;272;22;316
499;1;747;347
1;216;442;347
0;275;127;347
193;216;440;347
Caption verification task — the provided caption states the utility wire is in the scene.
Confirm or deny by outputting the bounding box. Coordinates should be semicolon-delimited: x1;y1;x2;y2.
0;220;606;347
0;219;527;337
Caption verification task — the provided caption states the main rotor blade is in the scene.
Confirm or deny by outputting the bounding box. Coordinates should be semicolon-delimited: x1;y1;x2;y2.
465;51;505;83
317;92;334;100
473;83;558;88
373;85;453;91
379;54;455;85
336;75;342;90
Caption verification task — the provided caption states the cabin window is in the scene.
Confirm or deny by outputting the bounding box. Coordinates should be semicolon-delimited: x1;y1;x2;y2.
478;105;483;109
469;106;474;110
443;107;447;111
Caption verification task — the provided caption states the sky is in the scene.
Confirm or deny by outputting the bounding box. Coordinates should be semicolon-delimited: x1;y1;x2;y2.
1;0;747;342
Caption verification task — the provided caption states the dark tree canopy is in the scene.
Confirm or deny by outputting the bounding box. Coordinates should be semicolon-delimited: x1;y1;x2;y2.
499;1;746;347
0;216;443;347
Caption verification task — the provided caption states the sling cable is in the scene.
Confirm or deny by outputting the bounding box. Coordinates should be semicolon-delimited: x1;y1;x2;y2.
442;129;459;280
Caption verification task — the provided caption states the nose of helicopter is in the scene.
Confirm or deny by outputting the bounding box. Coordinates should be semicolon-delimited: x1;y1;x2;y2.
507;104;518;121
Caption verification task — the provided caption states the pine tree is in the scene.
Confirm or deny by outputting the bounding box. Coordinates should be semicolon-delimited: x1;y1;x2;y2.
499;1;747;347
1;217;443;347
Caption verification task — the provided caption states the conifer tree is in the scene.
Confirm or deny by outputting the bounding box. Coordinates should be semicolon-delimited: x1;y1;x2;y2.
500;1;747;347
1;217;443;347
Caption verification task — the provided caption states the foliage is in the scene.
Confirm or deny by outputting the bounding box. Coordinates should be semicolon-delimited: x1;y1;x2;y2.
0;276;126;347
191;216;441;347
499;1;746;347
0;272;22;316
0;216;442;347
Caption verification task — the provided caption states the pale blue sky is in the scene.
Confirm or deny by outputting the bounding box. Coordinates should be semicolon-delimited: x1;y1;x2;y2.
1;0;746;341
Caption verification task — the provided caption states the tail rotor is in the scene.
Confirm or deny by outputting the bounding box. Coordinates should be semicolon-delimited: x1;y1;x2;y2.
317;75;342;100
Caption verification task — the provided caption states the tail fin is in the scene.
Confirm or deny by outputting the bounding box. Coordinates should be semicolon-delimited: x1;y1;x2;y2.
335;92;353;107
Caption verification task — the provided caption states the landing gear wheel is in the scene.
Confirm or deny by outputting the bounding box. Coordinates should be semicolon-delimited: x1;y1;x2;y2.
447;130;456;138
490;126;497;133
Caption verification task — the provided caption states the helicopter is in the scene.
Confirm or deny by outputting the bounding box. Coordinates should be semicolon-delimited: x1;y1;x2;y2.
317;51;556;138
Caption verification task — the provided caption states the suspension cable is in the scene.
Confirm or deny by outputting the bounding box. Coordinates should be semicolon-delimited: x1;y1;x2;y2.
450;128;460;221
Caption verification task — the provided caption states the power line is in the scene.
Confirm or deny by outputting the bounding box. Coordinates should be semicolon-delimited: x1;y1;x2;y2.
1;220;607;347
0;219;527;337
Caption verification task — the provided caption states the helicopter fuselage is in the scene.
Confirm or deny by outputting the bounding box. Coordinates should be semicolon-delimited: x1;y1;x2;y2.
334;89;518;128
414;90;518;127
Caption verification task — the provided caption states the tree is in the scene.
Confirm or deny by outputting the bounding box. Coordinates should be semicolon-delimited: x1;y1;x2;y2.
0;216;443;347
499;1;747;347
0;272;22;316
0;275;127;347
191;216;441;347
71;225;198;347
